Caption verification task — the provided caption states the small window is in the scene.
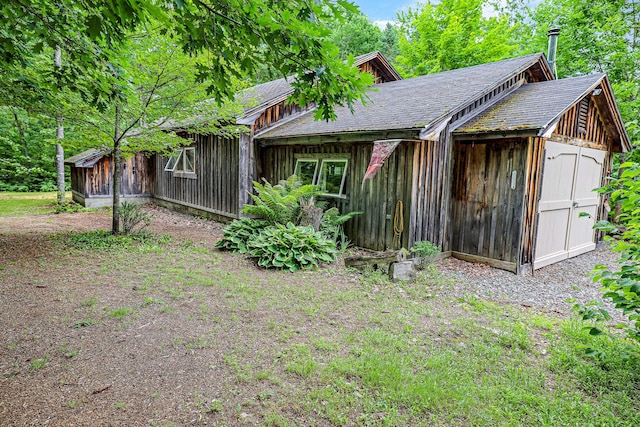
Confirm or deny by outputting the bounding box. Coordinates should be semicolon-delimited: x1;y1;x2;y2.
164;149;182;171
318;159;348;196
184;147;195;173
294;159;318;185
165;147;196;176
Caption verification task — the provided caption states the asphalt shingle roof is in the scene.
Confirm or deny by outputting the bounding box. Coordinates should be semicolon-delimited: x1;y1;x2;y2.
256;53;546;139
455;73;605;134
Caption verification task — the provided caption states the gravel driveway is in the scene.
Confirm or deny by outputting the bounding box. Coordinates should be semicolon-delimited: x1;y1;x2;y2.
437;245;620;319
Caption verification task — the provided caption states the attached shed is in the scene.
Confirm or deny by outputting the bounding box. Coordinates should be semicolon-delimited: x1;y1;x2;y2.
453;73;629;272
65;149;154;208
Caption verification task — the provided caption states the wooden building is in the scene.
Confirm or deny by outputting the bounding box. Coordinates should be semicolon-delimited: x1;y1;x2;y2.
67;51;630;273
65;149;154;208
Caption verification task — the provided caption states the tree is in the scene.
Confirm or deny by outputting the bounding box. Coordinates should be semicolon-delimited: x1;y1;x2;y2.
2;1;374;234
396;0;521;76
328;12;384;58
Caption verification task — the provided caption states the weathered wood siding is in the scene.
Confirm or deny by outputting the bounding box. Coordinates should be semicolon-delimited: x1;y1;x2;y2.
409;134;452;250
81;152;154;197
70;166;85;196
451;139;528;264
520;137;546;266
554;97;610;146
259;141;418;251
153;134;240;218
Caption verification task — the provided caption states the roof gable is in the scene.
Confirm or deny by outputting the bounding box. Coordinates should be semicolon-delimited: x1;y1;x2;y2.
238;51;401;121
454;74;630;152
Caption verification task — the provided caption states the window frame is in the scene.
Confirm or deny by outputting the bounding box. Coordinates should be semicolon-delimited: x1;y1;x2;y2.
317;159;348;197
183;147;196;173
294;159;319;186
164;149;183;172
164;146;196;177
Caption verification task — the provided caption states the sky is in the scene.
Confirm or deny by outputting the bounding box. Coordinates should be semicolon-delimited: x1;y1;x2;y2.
351;0;418;24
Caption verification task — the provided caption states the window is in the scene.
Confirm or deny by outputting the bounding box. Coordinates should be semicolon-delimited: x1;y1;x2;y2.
164;147;196;175
294;159;318;185
318;159;348;196
183;147;195;173
164;150;181;171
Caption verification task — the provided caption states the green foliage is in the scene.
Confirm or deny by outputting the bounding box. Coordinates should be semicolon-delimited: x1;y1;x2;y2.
215;217;266;253
396;0;520;76
64;229;167;251
574;161;640;359
245;223;337;272
220;177;358;270
410;240;440;258
119;201;151;235
319;207;362;250
242;176;320;225
55;200;85;214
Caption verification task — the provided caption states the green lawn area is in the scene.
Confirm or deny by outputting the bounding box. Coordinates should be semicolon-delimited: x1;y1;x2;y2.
1;223;638;426
0;191;70;216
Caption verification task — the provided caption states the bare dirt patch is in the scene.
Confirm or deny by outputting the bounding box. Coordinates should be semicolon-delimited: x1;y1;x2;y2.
0;205;629;426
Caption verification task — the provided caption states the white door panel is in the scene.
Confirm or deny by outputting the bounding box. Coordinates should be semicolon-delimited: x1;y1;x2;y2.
534;142;605;270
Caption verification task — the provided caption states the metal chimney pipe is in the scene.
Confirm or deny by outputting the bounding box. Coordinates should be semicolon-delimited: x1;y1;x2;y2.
547;28;560;79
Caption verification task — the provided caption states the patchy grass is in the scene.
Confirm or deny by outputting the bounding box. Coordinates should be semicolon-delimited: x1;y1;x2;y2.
1;219;638;426
0;191;64;216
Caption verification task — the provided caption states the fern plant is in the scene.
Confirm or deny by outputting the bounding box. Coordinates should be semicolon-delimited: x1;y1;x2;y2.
241;176;320;225
319;207;362;250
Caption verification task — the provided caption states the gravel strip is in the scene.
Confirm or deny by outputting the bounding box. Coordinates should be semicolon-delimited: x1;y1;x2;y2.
437;245;621;319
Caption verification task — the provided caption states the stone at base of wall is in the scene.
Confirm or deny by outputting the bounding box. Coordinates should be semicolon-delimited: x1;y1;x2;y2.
389;261;416;282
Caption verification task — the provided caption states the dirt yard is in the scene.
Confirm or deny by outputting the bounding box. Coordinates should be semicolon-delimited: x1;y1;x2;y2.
1;206;635;426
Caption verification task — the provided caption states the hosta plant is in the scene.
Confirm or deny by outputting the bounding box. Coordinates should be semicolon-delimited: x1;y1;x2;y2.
246;223;337;272
215;218;266;253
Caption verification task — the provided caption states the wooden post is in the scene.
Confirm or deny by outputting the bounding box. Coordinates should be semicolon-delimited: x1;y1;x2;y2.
238;131;252;216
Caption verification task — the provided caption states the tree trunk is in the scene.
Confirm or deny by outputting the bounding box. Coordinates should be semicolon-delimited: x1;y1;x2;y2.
11;108;28;158
112;103;122;235
55;46;65;206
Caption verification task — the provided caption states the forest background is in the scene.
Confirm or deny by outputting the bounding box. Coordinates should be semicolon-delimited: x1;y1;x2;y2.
1;0;639;192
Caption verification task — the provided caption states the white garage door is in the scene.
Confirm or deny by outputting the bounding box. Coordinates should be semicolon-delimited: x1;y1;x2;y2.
533;141;606;270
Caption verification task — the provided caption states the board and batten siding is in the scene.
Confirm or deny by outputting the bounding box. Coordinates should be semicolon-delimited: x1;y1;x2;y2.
154;134;240;219
77;152;154;198
409;132;452;251
450;139;528;270
260;140;423;251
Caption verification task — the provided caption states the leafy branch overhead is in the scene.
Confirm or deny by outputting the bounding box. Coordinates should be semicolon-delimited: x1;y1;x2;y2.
2;0;373;122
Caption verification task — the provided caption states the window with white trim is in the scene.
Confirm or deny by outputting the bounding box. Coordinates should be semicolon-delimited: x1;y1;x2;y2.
164;147;196;175
294;159;318;185
318;159;348;196
295;157;348;197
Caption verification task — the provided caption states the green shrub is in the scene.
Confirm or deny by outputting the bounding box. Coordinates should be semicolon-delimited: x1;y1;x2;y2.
410;240;440;258
241;175;320;225
574;160;640;359
119;201;151;235
215;217;266;253
246;223;337;272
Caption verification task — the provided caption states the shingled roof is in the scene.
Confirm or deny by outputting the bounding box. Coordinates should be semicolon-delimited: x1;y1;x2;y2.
454;74;605;135
238;51;401;120
255;53;547;140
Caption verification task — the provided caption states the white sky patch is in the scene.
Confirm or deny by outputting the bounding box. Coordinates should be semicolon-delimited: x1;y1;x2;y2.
373;20;397;29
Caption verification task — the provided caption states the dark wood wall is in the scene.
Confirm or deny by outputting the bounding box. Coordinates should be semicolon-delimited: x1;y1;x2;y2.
259;140;419;251
408;136;452;250
76;152;154;197
153;134;240;218
451;139;528;265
